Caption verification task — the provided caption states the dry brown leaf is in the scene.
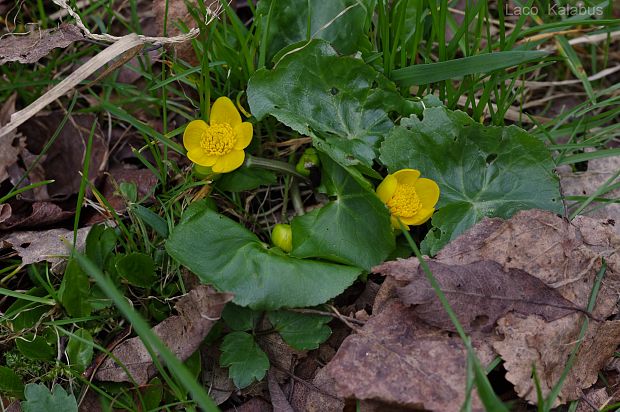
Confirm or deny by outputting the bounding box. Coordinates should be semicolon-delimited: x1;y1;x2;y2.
0;24;83;65
0;94;24;184
24;113;107;200
0;202;73;230
559;155;620;236
201;346;236;405
0;226;90;268
289;367;344;412
95;285;233;384
325;299;495;411
377;209;620;405
267;369;294;412
398;260;579;333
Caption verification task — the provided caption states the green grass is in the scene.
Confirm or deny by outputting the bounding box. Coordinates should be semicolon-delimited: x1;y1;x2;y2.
0;0;618;410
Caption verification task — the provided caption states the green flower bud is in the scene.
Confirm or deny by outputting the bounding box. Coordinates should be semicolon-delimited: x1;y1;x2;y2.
271;223;292;253
295;148;320;177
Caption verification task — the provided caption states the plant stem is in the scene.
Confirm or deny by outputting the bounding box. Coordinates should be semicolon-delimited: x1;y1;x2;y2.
245;155;308;180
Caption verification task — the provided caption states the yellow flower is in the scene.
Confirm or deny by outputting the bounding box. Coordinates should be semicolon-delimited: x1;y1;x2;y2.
376;169;440;229
183;97;253;173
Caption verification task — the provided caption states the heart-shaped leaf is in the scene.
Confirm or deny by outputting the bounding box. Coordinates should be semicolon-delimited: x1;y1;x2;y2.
248;39;395;168
256;0;375;62
166;208;361;310
291;154;394;270
379;107;562;254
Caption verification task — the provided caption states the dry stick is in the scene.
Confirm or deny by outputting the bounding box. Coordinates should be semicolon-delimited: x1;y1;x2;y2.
0;34;143;140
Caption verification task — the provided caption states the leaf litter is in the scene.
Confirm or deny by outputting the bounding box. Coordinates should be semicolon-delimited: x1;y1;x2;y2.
94;285;233;384
327;209;620;409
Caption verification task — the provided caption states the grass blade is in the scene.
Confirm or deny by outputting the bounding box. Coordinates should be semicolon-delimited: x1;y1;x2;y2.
391;50;549;86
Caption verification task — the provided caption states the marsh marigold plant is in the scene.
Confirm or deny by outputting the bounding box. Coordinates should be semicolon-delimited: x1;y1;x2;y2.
377;169;440;229
183;97;253;173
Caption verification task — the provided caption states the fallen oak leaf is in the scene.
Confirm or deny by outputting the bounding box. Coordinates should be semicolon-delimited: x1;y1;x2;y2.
397;260;582;333
378;209;620;405
94;285;233;384
325;299;496;411
0;24;83;65
0;226;90;269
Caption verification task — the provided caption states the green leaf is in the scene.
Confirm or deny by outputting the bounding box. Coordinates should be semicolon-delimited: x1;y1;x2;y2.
16;334;55;361
142;377;163;411
85;225;118;268
222;303;262;331
131;204;169;238
21;384;78;412
391;51;549;86
66;329;93;373
166;208;361;310
0;366;24;398
217;167;277;192
58;258;91;317
220;332;269;389
115;253;156;288
291;155;394;270
248;39;394;168
4;287;49;331
256;0;375;62
268;310;331;350
380;107;562;254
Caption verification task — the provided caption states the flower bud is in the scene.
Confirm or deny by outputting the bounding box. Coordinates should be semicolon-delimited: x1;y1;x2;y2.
271;223;293;253
295;148;320;177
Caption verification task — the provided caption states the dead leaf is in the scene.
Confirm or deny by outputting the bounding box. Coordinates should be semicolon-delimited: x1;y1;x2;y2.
290;367;344;412
398;260;579;333
325;299;495;411
202;346;236;405
377;209;620;405
268;369;294;412
0;24;83;65
224;397;272;412
0;201;73;230
559;153;620;236
0;226;90;269
95;285;233;384
576;387;610;412
0;204;11;224
0;94;25;185
23;113;107;200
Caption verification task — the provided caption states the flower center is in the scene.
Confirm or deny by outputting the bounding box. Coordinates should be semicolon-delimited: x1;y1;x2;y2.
200;123;236;156
387;183;421;217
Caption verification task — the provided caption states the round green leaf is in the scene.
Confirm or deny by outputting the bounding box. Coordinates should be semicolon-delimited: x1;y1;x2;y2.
268;310;331;350
115;253;156;288
256;0;375;62
379;107;562;254
0;366;24;398
66;329;93;373
16;334;55;361
248;39;394;168
166;209;361;310
290;155;394;270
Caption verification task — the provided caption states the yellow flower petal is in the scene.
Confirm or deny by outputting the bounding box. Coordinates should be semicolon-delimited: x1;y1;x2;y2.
210;97;241;128
183;120;208;151
403;207;434;226
414;178;440;209
233;122;253;150
376;174;398;203
393;168;421;185
212;150;245;173
187;149;218;166
390;216;409;230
